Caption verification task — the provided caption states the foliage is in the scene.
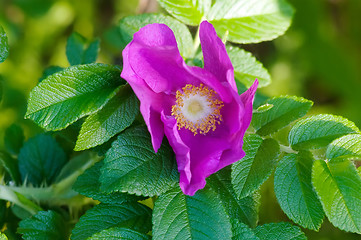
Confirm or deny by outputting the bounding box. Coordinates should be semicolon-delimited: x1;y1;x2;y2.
0;0;360;239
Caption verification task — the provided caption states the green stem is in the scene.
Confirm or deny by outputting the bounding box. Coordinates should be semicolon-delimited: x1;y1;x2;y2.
279;144;297;154
192;25;201;58
0;152;99;214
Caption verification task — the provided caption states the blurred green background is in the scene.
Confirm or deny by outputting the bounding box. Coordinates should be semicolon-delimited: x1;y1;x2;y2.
0;0;361;239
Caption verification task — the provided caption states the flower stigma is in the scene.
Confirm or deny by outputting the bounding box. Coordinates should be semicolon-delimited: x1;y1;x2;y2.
171;84;224;135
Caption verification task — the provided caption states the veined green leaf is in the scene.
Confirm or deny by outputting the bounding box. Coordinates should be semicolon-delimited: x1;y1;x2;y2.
73;160;143;204
71;202;152;240
208;167;260;228
312;159;361;233
254;222;307;240
231;220;259;240
119;14;193;58
66;32;99;65
232;134;280;199
75;84;139;151
25;63;124;131
152;187;232;240
326;134;361;160
227;46;271;88
0;26;9;63
289;114;360;150
208;0;294;44
89;227;150;240
253;96;313;136
100;126;178;197
18;210;68;240
157;0;211;26
18;134;67;186
274;153;324;230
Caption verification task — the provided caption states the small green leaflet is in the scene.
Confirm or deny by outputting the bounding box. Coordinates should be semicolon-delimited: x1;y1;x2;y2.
71;202;152;240
274;153;324;230
75;84;139;151
152;187;232;240
25;63;124;131
207;167;260;228
66;32;100;65
231;220;259;240
208;0;294;44
18;210;68;240
326;134;361;160
312;159;361;233
157;0;211;26
119;14;193;58
227;46;271;88
88;227;150;240
100;126;179;197
0;26;9;63
254;222;307;240
232;134;279;199
289;114;360;150
73;160;143;204
252;96;313;136
18;134;67;186
232;221;306;240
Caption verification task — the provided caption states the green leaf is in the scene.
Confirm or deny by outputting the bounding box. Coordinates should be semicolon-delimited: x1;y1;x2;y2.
66;32;99;65
232;134;280;199
289;114;360;150
100;125;178;197
0;26;9;63
18;210;68;240
25;63;124;131
157;0;211;26
274;153;324;230
71;202;152;240
254;222;307;240
89;227;150;240
253;96;313;136
119;14;193;58
4;123;24;155
0;232;8;240
18;134;67;186
0;151;20;183
208;0;294;44
152;187;232;240
312;159;361;233
207;167;260;228
227;46;271;88
326;134;361;160
232;220;259;240
75;84;139;151
73;160;143;204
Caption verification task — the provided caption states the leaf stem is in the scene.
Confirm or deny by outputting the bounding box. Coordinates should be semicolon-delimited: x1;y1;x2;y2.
192;25;201;58
279;144;297;154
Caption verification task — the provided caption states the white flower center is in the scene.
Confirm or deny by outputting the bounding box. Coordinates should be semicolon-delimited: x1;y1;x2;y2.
171;84;224;135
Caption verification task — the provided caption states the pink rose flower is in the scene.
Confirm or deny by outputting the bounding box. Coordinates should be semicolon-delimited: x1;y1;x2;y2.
121;21;258;195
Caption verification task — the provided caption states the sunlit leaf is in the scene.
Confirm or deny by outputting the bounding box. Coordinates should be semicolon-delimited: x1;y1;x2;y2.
312;159;361;233
26;63;124;131
208;0;294;43
152;187;232;240
289;114;360;150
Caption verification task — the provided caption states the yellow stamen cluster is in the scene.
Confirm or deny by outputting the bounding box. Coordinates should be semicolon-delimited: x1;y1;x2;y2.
171;84;224;135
